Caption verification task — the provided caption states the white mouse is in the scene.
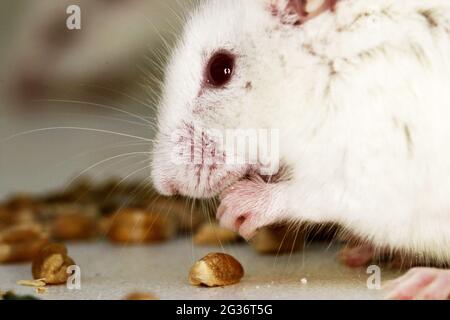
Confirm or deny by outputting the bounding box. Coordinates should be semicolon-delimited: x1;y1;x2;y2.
151;0;450;299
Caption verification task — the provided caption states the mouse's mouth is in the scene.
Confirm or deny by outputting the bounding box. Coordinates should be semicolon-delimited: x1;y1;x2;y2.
212;163;288;199
245;163;288;184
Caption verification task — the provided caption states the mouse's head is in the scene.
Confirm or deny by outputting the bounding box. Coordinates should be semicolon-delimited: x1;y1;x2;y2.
151;0;333;198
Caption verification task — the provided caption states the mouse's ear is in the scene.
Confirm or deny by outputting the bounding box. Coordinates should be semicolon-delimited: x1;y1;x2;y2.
274;0;337;25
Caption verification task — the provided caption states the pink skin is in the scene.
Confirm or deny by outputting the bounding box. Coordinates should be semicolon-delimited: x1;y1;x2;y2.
385;268;450;300
338;244;375;268
216;178;288;240
271;0;337;25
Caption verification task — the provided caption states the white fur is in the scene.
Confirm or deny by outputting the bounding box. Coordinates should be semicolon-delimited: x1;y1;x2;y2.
152;0;450;263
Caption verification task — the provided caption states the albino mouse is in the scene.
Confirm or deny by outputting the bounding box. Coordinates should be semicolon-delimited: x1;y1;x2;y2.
151;0;450;299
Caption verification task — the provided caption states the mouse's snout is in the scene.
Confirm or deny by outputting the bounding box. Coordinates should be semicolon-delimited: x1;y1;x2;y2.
155;180;180;197
151;122;248;199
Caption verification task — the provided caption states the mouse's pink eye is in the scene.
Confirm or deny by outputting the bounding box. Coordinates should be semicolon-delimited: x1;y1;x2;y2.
206;52;235;87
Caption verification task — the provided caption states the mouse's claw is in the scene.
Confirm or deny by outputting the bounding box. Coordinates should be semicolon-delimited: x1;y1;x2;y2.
385;268;450;300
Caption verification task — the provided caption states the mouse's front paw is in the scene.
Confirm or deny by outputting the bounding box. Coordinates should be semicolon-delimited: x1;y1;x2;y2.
216;180;280;240
385;267;450;300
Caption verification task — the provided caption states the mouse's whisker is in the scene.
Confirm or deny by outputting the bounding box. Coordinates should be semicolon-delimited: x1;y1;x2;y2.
77;84;158;112
92;155;150;185
28;111;155;128
34;99;153;126
62;151;152;193
1;127;153;144
103;162;152;201
53;141;152;170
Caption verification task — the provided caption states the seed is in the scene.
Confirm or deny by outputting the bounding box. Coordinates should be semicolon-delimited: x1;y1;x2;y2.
0;224;49;263
0;195;39;226
146;197;204;232
97;216;112;235
50;213;97;240
106;209;176;244
31;243;76;284
5;194;38;213
250;225;305;254
189;253;244;287
194;223;239;246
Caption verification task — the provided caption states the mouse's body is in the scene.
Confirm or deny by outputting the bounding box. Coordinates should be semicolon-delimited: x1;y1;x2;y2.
151;0;450;299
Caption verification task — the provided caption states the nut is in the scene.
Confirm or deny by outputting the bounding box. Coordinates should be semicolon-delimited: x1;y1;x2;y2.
107;209;176;244
43;203;98;220
64;178;94;203
97;216;112;235
146;197;204;232
250;225;305;254
189;253;244;287
50;213;97;240
194;223;239;246
0;195;39;226
0;206;9;227
124;292;158;300
0;224;49;263
32;243;75;284
5;194;38;212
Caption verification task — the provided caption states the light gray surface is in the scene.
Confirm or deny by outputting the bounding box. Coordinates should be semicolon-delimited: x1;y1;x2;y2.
0;239;402;300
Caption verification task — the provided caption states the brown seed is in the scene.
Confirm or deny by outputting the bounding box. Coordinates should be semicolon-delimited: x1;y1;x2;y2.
64;178;94;203
124;292;159;300
0;224;49;263
144;196;204;232
5;194;38;212
32;243;76;284
189;253;244;287
0;206;9;226
106;209;176;244
43;203;98;220
194;223;239;246
250;225;305;254
0;195;40;226
50;213;97;240
97;216;112;235
0;224;44;243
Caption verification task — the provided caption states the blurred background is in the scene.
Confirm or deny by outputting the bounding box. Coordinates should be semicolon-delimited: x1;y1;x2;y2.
0;0;192;199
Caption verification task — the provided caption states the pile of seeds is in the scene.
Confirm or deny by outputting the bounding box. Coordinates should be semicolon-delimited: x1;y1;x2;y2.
0;177;333;297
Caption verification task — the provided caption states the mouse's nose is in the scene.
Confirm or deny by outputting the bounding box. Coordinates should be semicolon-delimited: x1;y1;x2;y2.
161;181;180;196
